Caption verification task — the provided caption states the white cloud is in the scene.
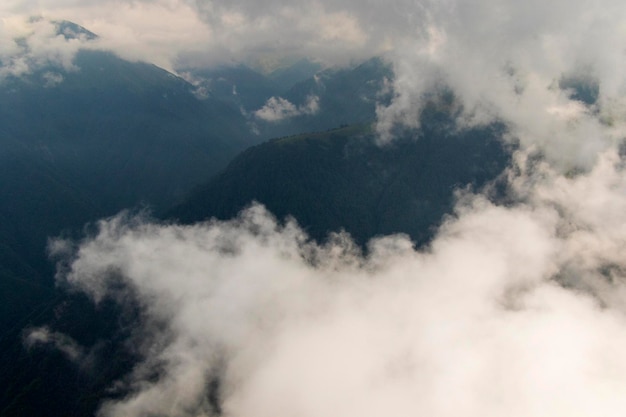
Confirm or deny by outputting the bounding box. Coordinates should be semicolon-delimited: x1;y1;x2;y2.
0;0;383;73
373;0;626;169
0;18;88;78
254;95;319;122
24;326;85;362
52;143;626;416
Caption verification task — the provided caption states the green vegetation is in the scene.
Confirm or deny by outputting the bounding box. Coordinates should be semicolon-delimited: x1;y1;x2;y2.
169;116;510;246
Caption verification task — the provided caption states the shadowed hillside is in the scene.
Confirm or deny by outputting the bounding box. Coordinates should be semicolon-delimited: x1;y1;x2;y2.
170;111;511;246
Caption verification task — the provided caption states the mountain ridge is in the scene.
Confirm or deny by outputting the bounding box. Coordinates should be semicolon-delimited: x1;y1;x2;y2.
168;114;511;246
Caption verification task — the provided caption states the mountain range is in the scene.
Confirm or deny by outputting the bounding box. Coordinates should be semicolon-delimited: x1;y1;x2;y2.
0;22;512;417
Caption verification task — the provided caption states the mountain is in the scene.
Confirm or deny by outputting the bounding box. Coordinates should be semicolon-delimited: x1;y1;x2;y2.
0;102;512;417
169;107;512;247
0;46;259;333
181;64;282;111
178;57;393;142
53;20;98;41
179;58;322;112
0;46;259;417
283;57;393;127
266;58;322;93
0;38;401;416
0;25;509;415
252;57;394;139
0;49;255;213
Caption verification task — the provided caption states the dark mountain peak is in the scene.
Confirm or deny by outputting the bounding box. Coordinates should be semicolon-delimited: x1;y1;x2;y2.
313;56;391;80
267;58;323;93
52;20;98;41
354;56;392;74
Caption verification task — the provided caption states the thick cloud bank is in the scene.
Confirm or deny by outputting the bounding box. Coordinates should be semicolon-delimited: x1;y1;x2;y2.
373;0;626;168
50;145;626;416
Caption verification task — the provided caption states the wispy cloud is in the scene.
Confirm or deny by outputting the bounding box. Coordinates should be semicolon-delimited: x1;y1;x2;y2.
24;326;85;362
254;95;319;121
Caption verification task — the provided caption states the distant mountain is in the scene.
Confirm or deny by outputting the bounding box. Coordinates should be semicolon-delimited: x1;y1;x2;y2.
266;58;323;93
179;58;322;112
181;64;282;111
53;20;98;40
1;49;255;213
169;107;511;246
284;57;393;126
252;57;394;139
181;57;393;142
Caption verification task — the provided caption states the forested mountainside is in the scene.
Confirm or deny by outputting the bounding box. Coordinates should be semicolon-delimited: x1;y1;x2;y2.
170;108;511;246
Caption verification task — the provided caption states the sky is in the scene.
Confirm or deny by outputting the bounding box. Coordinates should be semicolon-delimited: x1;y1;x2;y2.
9;0;626;416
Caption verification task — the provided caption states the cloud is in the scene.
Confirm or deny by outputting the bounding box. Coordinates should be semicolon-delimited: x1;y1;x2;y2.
52;141;626;416
3;0;625;170
254;95;319;122
24;326;85;362
0;0;381;74
0;17;94;79
373;0;626;169
42;70;63;87
0;2;209;76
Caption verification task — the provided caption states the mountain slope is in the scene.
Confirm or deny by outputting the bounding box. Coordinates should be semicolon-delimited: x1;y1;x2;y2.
252;57;393;139
0;49;254;213
0;47;261;417
181;64;282;111
169;114;511;246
